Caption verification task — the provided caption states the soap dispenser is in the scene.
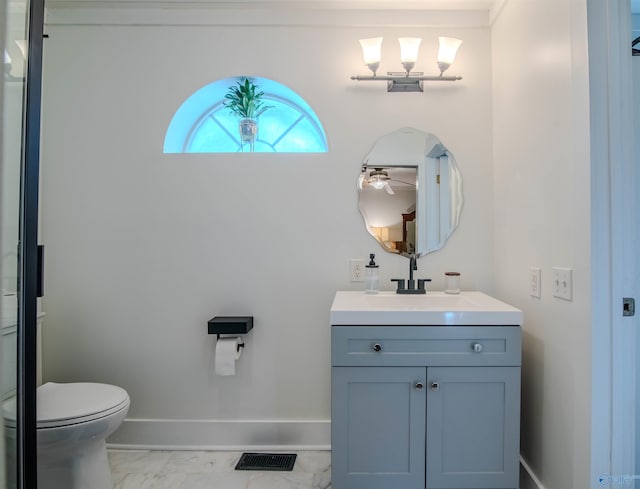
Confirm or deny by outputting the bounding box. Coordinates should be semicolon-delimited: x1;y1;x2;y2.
365;253;379;294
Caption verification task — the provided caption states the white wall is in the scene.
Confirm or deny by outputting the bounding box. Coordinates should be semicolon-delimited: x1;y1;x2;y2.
40;7;495;446
492;0;591;488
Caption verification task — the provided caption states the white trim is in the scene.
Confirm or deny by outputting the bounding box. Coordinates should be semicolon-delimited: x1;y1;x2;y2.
487;0;506;25
44;4;491;26
519;456;546;489
108;443;331;451
107;418;331;451
44;0;497;11
587;0;637;485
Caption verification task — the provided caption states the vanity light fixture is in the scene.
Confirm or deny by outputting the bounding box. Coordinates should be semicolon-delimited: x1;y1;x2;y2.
352;36;462;92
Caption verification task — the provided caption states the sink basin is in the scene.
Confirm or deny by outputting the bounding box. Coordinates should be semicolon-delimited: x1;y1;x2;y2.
330;291;522;326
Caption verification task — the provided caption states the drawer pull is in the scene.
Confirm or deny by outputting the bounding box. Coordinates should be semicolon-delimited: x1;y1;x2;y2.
372;343;382;352
431;381;440;391
472;343;483;353
415;382;424;390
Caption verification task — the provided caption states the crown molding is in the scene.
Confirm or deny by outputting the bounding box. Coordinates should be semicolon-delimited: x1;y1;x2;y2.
44;1;492;26
44;0;497;11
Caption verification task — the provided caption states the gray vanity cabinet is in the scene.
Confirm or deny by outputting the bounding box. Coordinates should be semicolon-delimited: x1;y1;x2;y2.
426;366;521;488
331;325;522;489
332;366;426;489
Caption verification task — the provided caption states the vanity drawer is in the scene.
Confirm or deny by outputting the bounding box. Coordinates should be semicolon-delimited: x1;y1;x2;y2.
331;325;521;367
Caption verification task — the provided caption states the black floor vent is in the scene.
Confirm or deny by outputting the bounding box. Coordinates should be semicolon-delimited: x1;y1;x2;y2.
235;452;297;471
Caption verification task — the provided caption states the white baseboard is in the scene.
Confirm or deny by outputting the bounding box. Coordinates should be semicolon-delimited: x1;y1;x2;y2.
520;456;546;489
107;418;331;451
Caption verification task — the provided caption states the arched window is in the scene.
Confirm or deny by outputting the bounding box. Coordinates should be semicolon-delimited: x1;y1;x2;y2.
164;77;328;153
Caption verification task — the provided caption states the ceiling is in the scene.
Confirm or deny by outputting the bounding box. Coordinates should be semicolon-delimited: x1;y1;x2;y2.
35;0;639;14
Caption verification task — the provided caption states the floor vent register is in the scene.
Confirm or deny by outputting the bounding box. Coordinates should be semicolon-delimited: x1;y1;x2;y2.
235;452;297;471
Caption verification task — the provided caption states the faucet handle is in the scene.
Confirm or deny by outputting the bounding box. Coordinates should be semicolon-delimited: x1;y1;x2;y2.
418;278;432;291
391;279;406;291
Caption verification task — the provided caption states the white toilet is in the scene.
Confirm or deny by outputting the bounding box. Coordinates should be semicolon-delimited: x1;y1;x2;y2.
4;382;130;489
2;300;130;488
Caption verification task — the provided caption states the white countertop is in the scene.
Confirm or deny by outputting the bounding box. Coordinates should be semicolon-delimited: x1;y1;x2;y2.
330;291;523;326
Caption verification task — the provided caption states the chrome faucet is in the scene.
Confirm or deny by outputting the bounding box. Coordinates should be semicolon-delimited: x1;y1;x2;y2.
391;254;431;294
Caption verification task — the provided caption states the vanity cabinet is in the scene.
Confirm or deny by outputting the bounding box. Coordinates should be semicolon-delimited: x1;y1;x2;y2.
331;325;522;489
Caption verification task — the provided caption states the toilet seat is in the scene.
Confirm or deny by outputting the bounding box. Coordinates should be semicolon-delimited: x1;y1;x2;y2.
3;382;130;429
37;382;130;428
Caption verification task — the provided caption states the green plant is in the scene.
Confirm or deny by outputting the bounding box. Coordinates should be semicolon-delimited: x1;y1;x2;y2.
223;78;273;119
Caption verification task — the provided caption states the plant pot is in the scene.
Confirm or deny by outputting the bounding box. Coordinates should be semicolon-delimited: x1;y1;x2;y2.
239;118;257;151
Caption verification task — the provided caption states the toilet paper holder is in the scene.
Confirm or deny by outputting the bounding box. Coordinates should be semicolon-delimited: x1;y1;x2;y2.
208;316;253;351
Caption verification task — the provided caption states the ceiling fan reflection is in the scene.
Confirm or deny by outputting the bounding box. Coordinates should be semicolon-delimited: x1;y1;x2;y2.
358;167;416;195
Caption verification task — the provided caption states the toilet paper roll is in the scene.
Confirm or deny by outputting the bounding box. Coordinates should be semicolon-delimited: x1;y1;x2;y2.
214;337;242;376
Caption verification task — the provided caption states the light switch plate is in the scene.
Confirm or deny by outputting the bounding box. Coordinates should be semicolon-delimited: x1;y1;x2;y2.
529;267;541;298
552;267;572;300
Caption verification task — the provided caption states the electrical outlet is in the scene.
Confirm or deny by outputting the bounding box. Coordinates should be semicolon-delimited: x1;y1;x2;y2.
529;267;541;298
552;267;572;301
350;259;365;282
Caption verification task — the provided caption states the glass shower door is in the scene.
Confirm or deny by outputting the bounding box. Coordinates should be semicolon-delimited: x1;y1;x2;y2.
2;1;29;487
634;11;640;488
2;0;44;486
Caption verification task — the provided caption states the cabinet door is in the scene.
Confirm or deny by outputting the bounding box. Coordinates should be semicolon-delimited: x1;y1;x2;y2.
426;367;520;489
332;366;426;489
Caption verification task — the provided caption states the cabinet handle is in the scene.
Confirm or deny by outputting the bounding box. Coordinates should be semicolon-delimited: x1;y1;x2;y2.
415;382;424;390
472;343;483;353
431;382;440;391
372;343;382;352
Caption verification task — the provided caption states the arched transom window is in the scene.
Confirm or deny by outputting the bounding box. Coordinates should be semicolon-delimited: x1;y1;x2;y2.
164;77;328;153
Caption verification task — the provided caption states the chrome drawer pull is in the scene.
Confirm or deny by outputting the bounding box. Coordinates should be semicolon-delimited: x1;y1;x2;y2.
472;343;483;353
431;382;440;391
372;343;382;352
415;382;424;390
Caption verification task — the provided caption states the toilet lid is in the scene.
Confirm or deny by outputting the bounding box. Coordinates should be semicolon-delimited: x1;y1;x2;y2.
3;382;130;429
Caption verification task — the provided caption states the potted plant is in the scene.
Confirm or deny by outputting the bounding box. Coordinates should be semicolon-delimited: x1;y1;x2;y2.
223;78;273;151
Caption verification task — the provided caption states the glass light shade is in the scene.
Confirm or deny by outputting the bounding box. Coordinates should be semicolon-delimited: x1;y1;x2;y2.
398;37;422;63
437;37;462;72
358;37;383;65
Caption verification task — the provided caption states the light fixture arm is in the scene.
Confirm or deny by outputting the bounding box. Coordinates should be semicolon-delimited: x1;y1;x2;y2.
351;73;462;82
351;72;462;93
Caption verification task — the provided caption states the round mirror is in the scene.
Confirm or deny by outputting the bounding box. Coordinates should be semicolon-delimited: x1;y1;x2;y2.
357;127;463;257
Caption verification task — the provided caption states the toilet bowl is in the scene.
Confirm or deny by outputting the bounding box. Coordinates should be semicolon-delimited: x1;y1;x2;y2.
4;381;130;489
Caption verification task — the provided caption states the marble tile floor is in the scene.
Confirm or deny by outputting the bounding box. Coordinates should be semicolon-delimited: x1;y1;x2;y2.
108;449;332;489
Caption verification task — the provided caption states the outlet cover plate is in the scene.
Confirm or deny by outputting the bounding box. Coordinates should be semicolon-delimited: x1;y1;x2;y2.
350;259;365;282
552;267;572;301
529;267;541;298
